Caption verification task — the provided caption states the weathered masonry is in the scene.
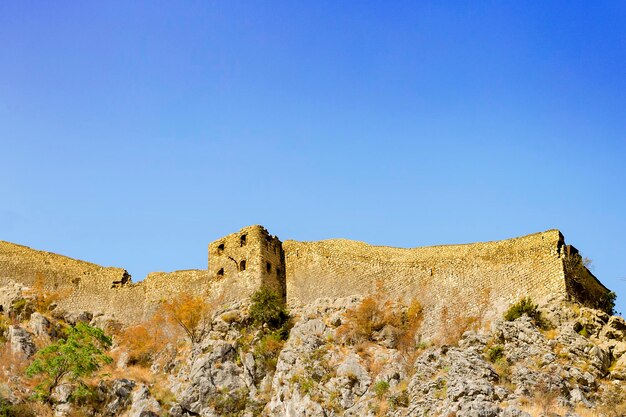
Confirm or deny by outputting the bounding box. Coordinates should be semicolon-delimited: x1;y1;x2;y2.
0;226;611;324
208;226;285;302
283;229;609;314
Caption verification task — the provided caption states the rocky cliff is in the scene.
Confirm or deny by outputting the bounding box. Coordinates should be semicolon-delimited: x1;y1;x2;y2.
0;281;625;417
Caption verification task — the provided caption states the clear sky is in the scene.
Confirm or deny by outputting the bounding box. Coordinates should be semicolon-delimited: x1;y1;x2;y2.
1;2;625;313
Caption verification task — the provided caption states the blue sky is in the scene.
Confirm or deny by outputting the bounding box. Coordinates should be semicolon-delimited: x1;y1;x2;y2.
1;2;625;313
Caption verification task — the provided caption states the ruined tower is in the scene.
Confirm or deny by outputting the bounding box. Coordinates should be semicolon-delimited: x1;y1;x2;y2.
208;225;286;301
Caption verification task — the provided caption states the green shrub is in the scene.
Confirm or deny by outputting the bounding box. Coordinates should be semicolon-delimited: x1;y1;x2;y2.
388;389;409;409
253;331;285;372
290;374;315;396
211;387;249;416
26;322;112;403
9;299;32;322
504;297;545;327
373;380;390;398
249;287;289;332
597;291;617;316
0;316;9;343
486;345;504;363
0;399;36;417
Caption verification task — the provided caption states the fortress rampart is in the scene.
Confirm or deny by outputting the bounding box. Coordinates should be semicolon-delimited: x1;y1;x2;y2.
283;230;608;317
0;226;610;324
0;241;210;323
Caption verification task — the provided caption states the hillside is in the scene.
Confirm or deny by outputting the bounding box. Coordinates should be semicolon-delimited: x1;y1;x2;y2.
0;281;625;417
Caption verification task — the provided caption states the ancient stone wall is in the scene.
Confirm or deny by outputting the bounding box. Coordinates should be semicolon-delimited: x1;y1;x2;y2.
283;230;608;315
561;245;610;308
207;225;286;302
0;241;211;323
0;227;610;326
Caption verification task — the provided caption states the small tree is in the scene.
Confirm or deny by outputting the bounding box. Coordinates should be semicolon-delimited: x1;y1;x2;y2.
116;309;176;366
162;292;218;345
26;323;112;403
249;287;289;331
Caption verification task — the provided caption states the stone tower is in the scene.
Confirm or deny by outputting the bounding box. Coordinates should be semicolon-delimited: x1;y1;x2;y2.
208;225;286;301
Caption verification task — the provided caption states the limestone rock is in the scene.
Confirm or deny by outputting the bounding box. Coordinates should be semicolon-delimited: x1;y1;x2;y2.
8;325;36;357
600;315;626;341
65;311;93;325
610;354;626;380
99;378;136;416
0;282;23;315
574;307;609;338
127;384;162;417
29;312;53;337
51;384;73;403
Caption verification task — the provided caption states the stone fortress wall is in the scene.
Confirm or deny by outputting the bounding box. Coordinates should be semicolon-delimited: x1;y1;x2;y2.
0;240;214;323
207;225;285;303
0;226;610;324
283;230;609;317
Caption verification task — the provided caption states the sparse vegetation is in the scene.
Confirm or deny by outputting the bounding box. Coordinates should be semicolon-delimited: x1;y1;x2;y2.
290;373;315;396
26;323;112;403
436;288;492;346
597;291;617;316
373;380;390;398
253;332;284;373
0;399;37;417
249;287;290;332
161;291;219;345
210;387;250;416
337;296;394;344
115;309;177;366
25;272;71;314
597;382;626;416
9;299;30;322
397;298;424;355
337;283;425;354
0;316;8;344
388;385;409;410
486;344;504;363
504;297;545;328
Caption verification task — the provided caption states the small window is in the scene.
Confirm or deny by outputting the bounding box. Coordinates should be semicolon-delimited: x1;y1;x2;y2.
217;243;225;253
266;262;272;273
276;267;281;276
240;234;247;246
217;268;224;277
239;260;247;271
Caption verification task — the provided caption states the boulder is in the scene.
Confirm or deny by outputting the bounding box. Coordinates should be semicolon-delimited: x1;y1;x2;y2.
8;326;36;357
600;315;626;341
29;312;53;337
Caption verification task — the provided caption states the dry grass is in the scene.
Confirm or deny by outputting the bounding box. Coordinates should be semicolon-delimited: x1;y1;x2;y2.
435;288;491;346
543;328;559;340
533;383;559;415
336;296;399;344
115;309;180;367
336;282;425;357
0;344;30;383
518;402;606;417
373;397;390;417
23;272;73;314
98;361;155;385
162;291;222;345
596;381;626;416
